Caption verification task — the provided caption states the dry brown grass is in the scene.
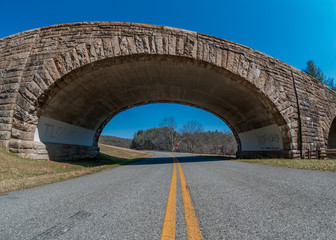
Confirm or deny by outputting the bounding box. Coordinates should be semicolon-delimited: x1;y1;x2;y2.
236;158;336;172
99;144;152;162
0;145;153;194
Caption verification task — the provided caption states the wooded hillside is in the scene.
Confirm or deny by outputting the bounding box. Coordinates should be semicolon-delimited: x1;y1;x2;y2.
99;118;237;155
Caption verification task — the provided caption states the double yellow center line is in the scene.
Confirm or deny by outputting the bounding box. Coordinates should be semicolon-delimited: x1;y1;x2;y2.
161;154;203;240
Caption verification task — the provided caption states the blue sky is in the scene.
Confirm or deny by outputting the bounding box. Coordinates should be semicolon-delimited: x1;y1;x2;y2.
102;104;230;138
1;0;336;138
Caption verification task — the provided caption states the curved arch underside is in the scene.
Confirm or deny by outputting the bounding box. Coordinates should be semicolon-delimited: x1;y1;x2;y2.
34;55;289;157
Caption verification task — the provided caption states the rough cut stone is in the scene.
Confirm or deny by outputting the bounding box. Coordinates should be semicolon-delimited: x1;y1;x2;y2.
0;22;335;160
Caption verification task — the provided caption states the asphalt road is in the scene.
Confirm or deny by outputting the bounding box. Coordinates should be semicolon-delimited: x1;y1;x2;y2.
0;152;335;239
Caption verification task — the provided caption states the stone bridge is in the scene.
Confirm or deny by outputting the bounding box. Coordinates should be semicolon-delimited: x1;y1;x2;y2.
1;22;336;160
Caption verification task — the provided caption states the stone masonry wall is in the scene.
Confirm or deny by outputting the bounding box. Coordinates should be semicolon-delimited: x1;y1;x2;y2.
0;22;335;159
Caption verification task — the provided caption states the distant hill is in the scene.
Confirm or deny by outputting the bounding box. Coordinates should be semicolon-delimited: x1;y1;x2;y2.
99;135;132;148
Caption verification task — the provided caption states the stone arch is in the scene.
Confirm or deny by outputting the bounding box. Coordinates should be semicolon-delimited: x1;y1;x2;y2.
1;22;311;159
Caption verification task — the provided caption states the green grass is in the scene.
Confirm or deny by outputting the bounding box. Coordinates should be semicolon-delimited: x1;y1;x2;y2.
0;145;153;194
236;158;336;172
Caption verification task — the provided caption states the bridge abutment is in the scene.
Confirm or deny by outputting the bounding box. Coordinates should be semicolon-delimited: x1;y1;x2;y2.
8;140;99;160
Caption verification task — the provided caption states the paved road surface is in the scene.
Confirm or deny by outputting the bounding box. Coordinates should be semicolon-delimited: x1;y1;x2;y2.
0;152;335;239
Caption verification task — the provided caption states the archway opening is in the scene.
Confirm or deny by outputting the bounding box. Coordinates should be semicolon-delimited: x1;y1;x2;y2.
98;103;237;155
327;118;336;149
32;55;291;160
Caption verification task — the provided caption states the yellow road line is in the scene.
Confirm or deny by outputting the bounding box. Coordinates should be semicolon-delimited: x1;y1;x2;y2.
161;158;177;240
176;158;203;240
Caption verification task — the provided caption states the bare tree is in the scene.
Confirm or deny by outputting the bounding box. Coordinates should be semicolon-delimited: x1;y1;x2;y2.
159;117;179;151
180;121;204;153
131;126;237;154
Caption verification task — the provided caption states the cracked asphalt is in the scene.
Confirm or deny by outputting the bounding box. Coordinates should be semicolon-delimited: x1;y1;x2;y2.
0;152;335;239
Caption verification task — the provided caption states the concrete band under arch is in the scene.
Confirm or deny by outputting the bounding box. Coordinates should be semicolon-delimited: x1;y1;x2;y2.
0;22;335;160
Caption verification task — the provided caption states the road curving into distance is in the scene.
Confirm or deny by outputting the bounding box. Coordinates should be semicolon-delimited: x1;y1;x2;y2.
0;152;335;239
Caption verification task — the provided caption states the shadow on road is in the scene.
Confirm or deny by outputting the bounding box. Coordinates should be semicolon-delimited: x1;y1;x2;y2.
129;154;235;166
51;153;235;168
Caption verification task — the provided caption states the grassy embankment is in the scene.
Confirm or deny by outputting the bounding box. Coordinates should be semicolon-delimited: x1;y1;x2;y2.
236;159;336;172
178;152;336;172
0;144;153;194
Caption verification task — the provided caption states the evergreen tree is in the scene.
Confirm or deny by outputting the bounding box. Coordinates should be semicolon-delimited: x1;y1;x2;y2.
302;60;336;91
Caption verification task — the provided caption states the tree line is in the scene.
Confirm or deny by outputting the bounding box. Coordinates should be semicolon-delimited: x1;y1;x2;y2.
130;117;237;155
99;117;237;155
